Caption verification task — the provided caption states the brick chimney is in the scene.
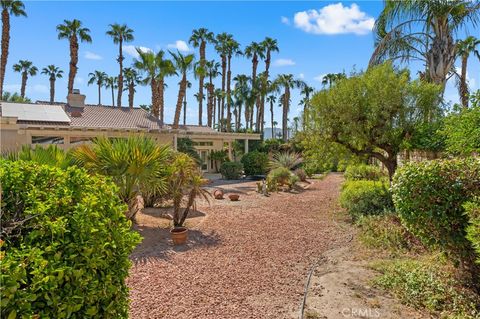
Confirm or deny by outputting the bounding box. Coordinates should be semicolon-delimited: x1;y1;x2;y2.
67;89;86;108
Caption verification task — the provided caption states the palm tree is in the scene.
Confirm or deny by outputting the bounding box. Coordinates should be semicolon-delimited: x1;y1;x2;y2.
12;59;37;98
260;37;279;131
88;70;107;105
233;74;250;130
105;76;117;107
106;23;134;108
267;94;276;139
123;67;140;109
41;65;63;104
214;88;224;130
272;120;278;138
299;84;314;129
2;91;30;102
183;80;192;125
0;0;26;99
245;41;265;130
273;74;303;142
215;33;229;131
370;0;480;91
456;36;480;108
56;19;92;94
225;36;242;132
321;73;345;88
189;28;215;126
170;50;195;129
205;60;220;127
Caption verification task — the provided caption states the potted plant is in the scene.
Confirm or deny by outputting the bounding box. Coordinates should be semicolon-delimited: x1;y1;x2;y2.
167;153;211;245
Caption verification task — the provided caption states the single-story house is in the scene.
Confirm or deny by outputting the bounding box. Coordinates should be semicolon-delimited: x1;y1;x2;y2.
0;91;260;173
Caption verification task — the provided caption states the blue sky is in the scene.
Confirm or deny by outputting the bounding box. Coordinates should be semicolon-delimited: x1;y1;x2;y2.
4;1;479;126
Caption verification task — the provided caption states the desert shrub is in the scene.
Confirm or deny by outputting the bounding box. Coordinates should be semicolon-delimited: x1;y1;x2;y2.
373;257;480;318
241;151;269;176
392;158;480;274
267;167;298;191
464;198;480;264
357;214;420;253
344;164;385;181
340;180;393;220
294;168;308;182
0;160;141;318
269;151;303;171
3;144;74;169
220;161;243;180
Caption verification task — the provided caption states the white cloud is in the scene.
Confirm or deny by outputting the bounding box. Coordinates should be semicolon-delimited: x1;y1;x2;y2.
281;16;290;25
123;45;153;58
273;58;296;67
167;40;191;52
298;73;305;79
293;3;374;35
84;51;102;60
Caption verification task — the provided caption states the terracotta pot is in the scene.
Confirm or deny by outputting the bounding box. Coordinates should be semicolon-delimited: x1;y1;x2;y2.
228;194;240;201
170;227;188;245
213;189;224;200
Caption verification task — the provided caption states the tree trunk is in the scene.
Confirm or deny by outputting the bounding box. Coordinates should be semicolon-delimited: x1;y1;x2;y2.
49;78;55;104
220;55;226;130
20;71;27;98
198;41;206;125
151;78;159;118
0;9;10;99
173;73;187;129
217;93;222;131
207;80;214;127
282;87;290;142
157;78;164;123
128;82;134;109
111;86;114;107
460;54;469;108
212;93;216;128
117;39;123;107
226;55;232;132
183;95;187;126
270;100;274;140
68;35;79;94
97;83;101;105
262;50;271;135
426;19;455;92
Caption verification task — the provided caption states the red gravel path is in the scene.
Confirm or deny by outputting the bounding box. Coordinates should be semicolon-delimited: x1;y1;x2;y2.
128;174;349;318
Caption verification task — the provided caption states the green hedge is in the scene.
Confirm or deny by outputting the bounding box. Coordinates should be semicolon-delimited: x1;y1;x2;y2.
344;164;385;181
464;198;480;264
392;158;480;271
241;151;269;176
340;180;393;220
219;161;243;180
0;160;141;318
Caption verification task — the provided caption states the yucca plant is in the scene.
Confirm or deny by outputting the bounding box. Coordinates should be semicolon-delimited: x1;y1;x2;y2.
269;151;303;171
3;144;74;169
72;136;171;220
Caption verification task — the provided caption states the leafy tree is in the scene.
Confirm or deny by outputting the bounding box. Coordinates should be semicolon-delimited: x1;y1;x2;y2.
106;23;134;107
41;65;63;104
88;70;107;105
1;91;30;102
56;19;92;94
0;0;26;98
321;73;346;88
306;63;441;180
12;59;36;98
456;36;480;108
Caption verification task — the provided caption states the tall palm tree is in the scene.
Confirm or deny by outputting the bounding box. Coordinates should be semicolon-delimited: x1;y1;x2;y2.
260;37;279;132
170;50;194;129
456;36;480;108
56;19;92;94
273;74;303;142
105;76;117;107
88;70;107;105
189;28;215;126
299;84;314;129
215;33;229;131
123;67;140;109
0;0;26;99
183;80;192;125
245;41;265;130
214;88;224;130
41;65;63;104
233;74;250;130
370;0;480;91
225;36;242;132
12;59;37;98
106;23;134;108
321;73;346;88
205;60;220;127
267;94;276;139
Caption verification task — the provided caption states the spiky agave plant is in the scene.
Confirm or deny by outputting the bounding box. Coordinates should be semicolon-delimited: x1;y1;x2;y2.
3;144;74;169
72;136;171;220
269;151;303;171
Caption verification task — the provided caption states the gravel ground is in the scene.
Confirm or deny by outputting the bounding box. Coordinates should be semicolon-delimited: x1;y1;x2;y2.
128;173;350;319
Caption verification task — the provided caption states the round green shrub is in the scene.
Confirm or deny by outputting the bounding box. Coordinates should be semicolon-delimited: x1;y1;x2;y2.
267;167;298;191
340;180;393;220
344;164;385;181
219;161;243;180
240;151;269;176
392;158;480;270
0;160;141;318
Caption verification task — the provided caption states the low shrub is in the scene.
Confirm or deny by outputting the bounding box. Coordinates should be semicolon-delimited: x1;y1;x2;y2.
372;257;480;318
267;167;299;191
392;158;480;276
0;160;141;318
464;197;480;264
269;151;303;171
344;164;385;181
241;151;269;176
220;161;243;180
340;180;393;220
294;168;308;182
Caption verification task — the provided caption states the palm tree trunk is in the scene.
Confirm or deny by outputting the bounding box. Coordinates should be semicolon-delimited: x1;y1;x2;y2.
111;86;115;107
270;100;274;140
0;8;10;99
220;55;226;130
283;88;290;142
128;82;134;109
207;81;214;127
226;55;232;132
68;35;79;94
97;83;101;105
212;94;216;128
20;72;27;98
173;73;187;129
199;41;206;125
427;21;455;92
262;50;271;134
183;95;187;126
117;39;123;107
460;54;469;108
157;78;164;123
151;78;159;118
49;78;55;104
217;93;222;131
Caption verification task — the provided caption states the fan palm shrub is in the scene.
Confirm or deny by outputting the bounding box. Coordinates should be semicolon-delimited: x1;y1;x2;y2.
72;136;171;220
3;145;74;169
269;151;303;171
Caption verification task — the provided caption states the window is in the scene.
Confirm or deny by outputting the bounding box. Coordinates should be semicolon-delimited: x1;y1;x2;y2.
32;136;64;144
193;141;213;146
